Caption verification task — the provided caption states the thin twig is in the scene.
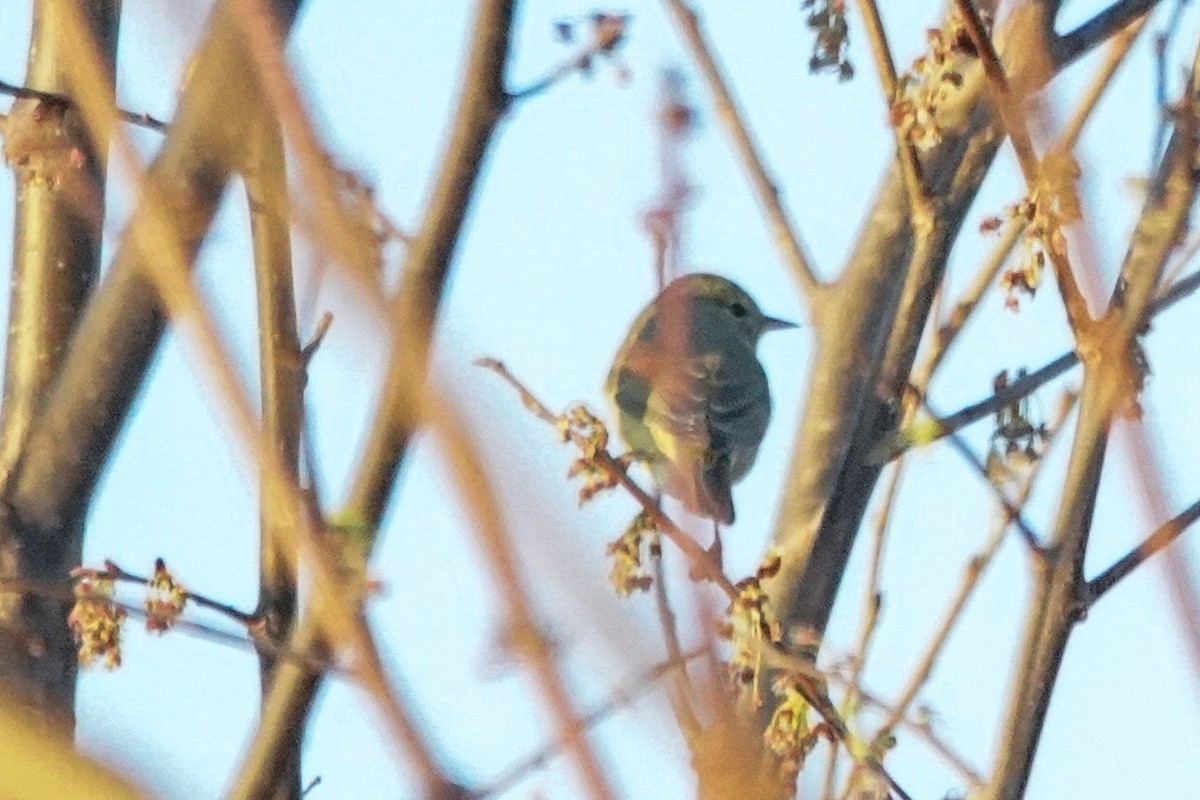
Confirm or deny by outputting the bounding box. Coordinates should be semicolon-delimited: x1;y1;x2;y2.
429;393;618;800
846;461;904;707
952;0;1092;332
1058;15;1149;152
852;0;931;225
507;14;628;103
661;0;820;300
0;78;168;132
78;560;256;626
852;684;985;789
943;431;1045;552
1087;496;1200;605
300;311;334;365
873;393;1075;746
914;218;1024;389
478;648;707;798
476;357;739;598
652;551;702;737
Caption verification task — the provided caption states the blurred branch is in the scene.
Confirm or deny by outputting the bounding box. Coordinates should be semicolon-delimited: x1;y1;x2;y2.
429;395;618;800
0;78;168;132
44;5;460;799
480;648;707;798
344;1;516;527
1086;496;1200;605
225;0;393;302
662;0;821;300
245;104;304;798
3;0;306;556
235;2;520;797
0;0;120;721
0;689;148;799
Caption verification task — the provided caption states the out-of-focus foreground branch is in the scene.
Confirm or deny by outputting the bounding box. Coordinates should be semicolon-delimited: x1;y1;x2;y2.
227;1;519;797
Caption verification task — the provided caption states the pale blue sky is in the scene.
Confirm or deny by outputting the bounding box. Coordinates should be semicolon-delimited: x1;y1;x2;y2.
3;1;1200;797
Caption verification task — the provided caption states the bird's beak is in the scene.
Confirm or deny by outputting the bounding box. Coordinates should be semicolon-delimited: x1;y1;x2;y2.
762;315;799;332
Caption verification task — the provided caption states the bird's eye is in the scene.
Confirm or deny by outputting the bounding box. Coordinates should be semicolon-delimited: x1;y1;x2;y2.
730;302;748;318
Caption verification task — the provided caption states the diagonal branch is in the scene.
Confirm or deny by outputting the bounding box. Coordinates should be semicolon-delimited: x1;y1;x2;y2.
661;0;821;301
1087;496;1200;605
3;0;306;549
232;3;520;797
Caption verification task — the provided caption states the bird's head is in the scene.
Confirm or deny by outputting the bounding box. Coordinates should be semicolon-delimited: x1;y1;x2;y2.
659;273;797;341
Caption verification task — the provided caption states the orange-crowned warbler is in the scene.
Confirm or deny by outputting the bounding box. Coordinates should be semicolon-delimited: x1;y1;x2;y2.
605;273;795;525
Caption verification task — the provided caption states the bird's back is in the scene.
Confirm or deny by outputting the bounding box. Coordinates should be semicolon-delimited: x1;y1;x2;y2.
607;297;771;523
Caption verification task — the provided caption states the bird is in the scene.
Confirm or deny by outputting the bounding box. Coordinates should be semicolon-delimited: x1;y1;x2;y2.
605;273;796;525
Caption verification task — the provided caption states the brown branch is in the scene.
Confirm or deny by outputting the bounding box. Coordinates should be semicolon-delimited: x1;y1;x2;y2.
234;3;520;797
913;18;1143;391
953;0;1092;332
983;31;1200;800
476;358;738;597
47;8;460;800
245;103;304;798
0;78;168;132
430;394;618;800
661;0;821;300
1087;497;1200;605
852;0;931;223
0;0;120;721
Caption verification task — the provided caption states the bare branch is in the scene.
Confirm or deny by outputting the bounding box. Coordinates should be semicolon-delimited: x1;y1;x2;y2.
1087;497;1200;605
0;0;119;721
953;0;1091;331
852;0;932;222
429;395;618;800
0;78;168;132
873;393;1075;745
235;3;520;796
1051;0;1161;69
983;31;1200;800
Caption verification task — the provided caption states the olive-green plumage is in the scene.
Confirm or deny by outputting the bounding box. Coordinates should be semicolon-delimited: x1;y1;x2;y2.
605;274;794;524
